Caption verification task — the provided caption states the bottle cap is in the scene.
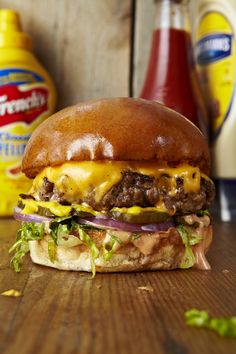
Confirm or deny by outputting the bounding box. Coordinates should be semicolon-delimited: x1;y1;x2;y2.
0;9;32;50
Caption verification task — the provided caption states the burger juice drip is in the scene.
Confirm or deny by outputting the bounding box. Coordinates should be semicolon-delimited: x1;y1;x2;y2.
195;0;236;221
140;0;208;136
0;10;56;216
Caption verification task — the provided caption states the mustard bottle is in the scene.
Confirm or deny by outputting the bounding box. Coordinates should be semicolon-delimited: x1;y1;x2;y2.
0;9;56;216
194;0;236;221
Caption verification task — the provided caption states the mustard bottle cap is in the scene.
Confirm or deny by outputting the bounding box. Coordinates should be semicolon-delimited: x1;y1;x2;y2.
0;9;32;50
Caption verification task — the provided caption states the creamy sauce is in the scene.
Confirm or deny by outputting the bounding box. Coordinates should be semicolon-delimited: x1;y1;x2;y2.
101;222;212;269
193;225;212;270
103;231;131;253
106;230;131;243
103;230;169;256
133;233;163;255
183;214;212;270
183;214;210;227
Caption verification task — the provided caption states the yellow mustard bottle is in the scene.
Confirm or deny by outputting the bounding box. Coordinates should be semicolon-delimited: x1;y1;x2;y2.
194;0;236;221
0;9;56;216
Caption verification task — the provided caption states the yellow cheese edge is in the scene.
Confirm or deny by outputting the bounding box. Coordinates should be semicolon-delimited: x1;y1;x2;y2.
21;199;98;217
20;199;169;217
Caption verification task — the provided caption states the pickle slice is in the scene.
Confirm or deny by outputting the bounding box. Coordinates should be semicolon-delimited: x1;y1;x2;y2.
37;206;56;217
109;210;170;224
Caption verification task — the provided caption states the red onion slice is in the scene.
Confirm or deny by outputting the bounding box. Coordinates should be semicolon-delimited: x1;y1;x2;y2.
14;207;52;223
78;217;174;232
14;207;175;232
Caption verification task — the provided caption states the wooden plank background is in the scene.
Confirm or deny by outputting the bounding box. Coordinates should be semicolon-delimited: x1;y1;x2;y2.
0;0;196;108
0;0;132;108
133;0;156;97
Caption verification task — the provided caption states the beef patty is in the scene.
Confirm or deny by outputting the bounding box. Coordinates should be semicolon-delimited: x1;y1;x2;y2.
98;172;215;214
27;171;215;215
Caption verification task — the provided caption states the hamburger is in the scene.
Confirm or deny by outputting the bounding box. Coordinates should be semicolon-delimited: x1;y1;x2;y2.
10;98;215;276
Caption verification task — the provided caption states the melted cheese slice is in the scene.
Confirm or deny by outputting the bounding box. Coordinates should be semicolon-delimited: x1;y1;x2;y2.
30;161;202;204
21;199;99;217
20;199;170;216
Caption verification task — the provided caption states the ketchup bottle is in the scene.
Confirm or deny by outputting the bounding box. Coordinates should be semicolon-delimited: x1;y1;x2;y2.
140;0;208;136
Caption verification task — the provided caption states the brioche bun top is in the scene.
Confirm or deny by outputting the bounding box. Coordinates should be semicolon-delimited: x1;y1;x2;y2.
22;98;210;178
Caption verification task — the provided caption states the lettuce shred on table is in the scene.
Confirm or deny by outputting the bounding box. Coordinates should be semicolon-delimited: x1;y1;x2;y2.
185;309;236;338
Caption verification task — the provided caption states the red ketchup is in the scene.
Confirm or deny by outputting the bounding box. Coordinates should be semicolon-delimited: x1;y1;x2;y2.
140;0;208;137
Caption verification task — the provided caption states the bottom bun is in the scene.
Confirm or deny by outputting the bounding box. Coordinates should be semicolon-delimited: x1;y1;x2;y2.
29;225;212;272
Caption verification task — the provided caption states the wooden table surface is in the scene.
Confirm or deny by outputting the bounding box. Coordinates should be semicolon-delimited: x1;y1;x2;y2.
0;219;236;354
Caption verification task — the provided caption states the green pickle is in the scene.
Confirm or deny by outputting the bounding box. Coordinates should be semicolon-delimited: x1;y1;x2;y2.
110;210;170;224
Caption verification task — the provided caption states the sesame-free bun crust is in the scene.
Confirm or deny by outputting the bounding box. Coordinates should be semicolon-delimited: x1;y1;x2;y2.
28;225;212;272
29;238;183;272
22;98;210;178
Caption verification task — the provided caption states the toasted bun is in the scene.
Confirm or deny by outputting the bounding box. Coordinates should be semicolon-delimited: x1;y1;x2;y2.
22;98;210;178
28;226;212;272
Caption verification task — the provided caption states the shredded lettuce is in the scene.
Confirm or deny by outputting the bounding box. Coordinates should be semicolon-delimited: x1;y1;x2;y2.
196;210;210;217
78;226;99;277
130;233;140;241
177;225;202;269
185;309;236;337
46;221;71;263
10;213;206;274
103;233;123;262
50;221;71;243
10;218;72;272
47;219;100;272
10;215;101;275
187;232;202;246
48;238;57;263
9;222;45;272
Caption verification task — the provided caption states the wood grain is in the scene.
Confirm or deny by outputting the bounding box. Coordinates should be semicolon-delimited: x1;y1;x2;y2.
132;0;156;98
0;0;132;107
0;219;236;354
0;0;197;104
